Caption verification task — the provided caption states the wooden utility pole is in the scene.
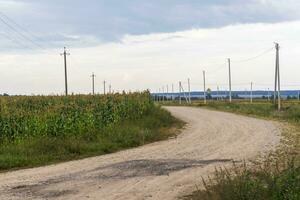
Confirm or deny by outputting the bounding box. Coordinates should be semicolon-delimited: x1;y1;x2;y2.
162;86;165;102
276;43;281;111
172;83;174;101
274;52;278;103
228;58;232;103
91;73;96;95
166;85;169;101
274;43;281;111
179;82;182;105
60;47;70;96
103;80;106;95
217;86;220;101
109;84;112;94
158;88;161;102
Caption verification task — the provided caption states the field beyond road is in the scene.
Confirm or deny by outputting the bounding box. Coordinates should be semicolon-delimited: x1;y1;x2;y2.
0;106;281;200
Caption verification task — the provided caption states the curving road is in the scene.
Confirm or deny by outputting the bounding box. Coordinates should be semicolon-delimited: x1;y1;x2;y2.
0;107;281;200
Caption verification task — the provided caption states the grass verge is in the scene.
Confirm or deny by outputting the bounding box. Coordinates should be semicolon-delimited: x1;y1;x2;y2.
0;106;184;172
185;159;299;200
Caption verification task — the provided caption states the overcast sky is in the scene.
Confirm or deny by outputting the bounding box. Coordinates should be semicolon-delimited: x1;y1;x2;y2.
0;0;300;95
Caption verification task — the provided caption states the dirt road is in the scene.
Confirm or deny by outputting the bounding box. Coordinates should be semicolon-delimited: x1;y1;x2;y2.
0;107;281;200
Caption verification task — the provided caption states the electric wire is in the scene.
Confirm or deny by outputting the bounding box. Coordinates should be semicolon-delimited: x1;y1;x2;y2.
0;31;29;49
0;11;67;56
0;12;42;42
232;47;274;63
0;15;45;50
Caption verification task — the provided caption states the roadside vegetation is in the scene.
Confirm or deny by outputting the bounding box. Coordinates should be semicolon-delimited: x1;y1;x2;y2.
197;100;300;124
186;158;299;200
164;100;300;200
0;92;182;171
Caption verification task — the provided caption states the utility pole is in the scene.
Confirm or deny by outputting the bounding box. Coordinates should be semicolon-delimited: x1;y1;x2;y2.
277;43;281;111
217;86;220;101
274;56;278;103
203;71;207;104
60;47;70;96
172;83;174;101
179;81;182;104
166;85;169;101
103;80;106;95
91;73;96;95
228;58;232;103
158;88;161;102
188;78;191;103
298;91;300;101
109;84;112;94
268;88;270;101
250;82;253;103
162;86;165;102
274;43;281;111
160;89;162;102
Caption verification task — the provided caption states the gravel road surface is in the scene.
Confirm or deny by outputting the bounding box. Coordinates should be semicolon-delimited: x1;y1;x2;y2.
0;106;281;200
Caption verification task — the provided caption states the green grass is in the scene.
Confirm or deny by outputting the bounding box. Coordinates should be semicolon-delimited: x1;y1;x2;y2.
197;101;300;123
0;105;183;171
186;159;300;200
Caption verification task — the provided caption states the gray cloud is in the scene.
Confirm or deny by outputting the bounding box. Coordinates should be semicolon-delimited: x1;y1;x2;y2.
0;0;299;50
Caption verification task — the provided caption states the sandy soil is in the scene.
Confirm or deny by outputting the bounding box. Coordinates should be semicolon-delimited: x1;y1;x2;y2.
0;106;281;200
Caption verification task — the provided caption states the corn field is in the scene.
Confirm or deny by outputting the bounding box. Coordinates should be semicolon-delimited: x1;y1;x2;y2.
0;92;153;142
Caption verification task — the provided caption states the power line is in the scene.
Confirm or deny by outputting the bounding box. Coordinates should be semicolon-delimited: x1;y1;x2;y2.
0;12;59;55
203;47;274;75
232;47;274;63
0;12;42;42
206;64;226;74
0;15;45;50
0;31;29;49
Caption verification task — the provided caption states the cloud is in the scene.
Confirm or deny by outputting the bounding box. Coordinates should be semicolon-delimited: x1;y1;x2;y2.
0;20;300;95
0;0;300;51
0;0;28;11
